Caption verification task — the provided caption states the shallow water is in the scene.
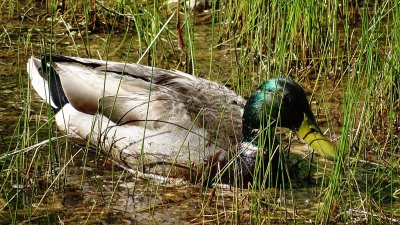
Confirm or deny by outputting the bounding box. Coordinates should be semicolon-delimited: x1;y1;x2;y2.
0;2;399;224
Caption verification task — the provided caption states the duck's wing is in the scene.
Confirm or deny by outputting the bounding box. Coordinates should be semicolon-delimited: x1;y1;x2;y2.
28;55;245;150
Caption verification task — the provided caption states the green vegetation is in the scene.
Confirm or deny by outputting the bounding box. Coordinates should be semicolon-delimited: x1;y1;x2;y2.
0;0;399;224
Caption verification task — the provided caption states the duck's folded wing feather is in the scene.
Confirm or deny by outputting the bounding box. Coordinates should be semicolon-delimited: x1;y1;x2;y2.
40;55;246;148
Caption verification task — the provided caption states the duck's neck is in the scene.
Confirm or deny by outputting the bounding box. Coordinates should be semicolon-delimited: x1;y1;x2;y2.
238;96;278;183
242;118;276;150
242;90;277;149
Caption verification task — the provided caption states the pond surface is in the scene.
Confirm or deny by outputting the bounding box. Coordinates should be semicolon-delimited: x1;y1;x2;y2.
0;1;399;224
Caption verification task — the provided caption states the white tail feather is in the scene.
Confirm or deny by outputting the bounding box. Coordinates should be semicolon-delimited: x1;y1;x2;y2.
27;57;57;108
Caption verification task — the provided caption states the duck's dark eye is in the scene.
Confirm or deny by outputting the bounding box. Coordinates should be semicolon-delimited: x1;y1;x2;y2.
310;128;318;133
283;94;292;105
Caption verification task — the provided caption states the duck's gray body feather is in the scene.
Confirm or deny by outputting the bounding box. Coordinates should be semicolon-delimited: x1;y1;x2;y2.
27;56;246;181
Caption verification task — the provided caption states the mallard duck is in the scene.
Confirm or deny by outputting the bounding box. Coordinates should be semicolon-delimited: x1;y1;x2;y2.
27;55;335;184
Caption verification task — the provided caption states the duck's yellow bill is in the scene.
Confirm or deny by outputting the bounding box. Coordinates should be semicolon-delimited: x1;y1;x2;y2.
296;113;336;160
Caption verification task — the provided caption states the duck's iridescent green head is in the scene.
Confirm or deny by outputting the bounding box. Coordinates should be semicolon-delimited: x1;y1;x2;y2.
242;78;335;159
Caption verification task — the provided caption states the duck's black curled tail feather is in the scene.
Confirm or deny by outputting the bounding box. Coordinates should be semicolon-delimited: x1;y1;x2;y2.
27;56;69;113
41;56;69;112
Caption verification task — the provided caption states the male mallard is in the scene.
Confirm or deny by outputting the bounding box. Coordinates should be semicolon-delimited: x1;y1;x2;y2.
27;55;335;184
